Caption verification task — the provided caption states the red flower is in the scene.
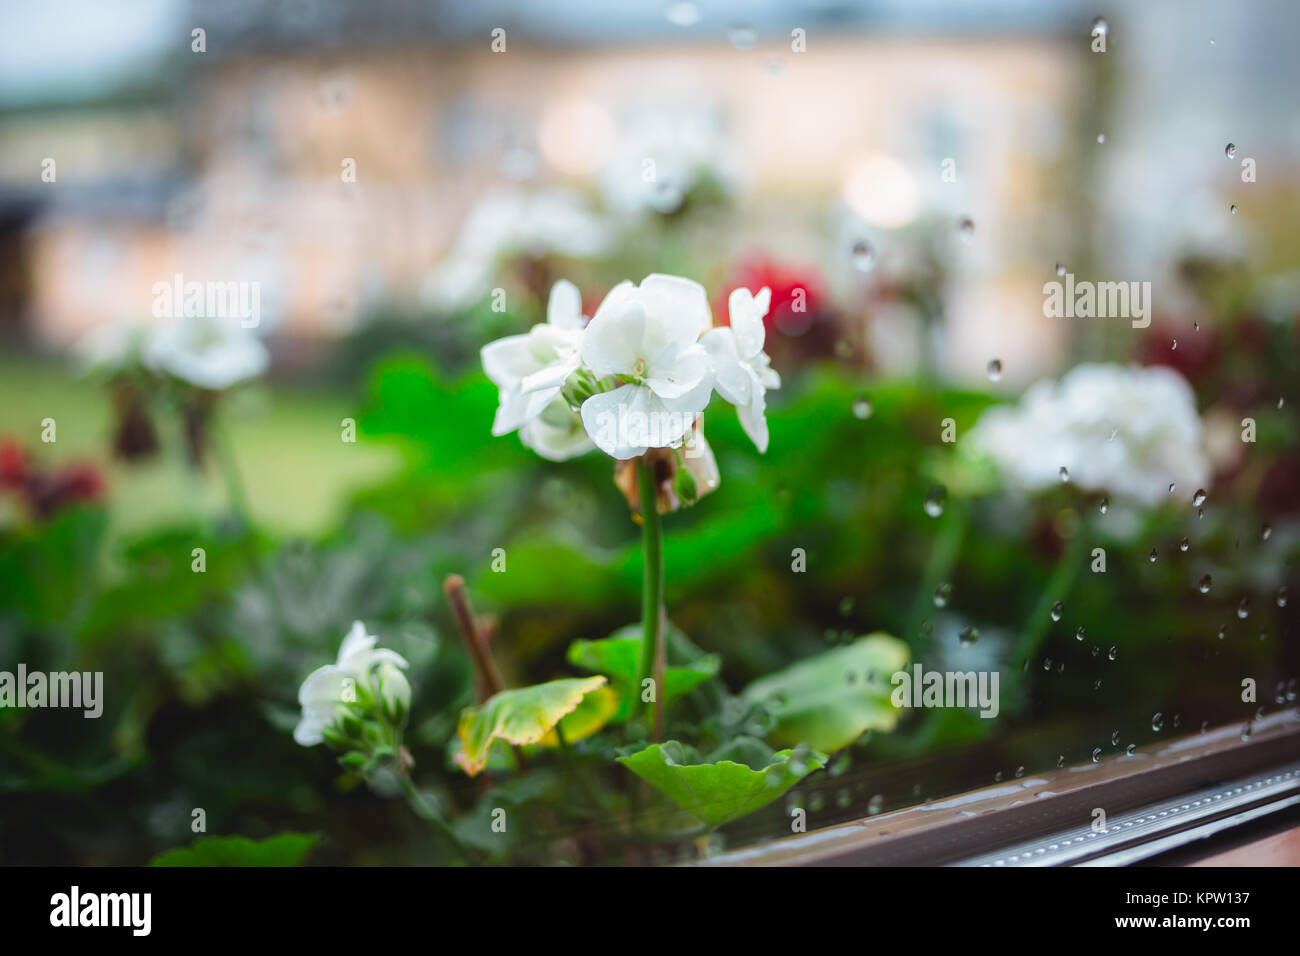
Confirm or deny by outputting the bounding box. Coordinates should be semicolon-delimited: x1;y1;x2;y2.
716;255;829;337
0;440;29;490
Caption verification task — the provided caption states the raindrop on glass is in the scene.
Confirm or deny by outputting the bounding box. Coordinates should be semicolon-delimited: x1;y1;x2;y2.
1262;523;1272;541
987;359;1003;382
1152;712;1164;732
1225;142;1237;158
1276;586;1288;608
1108;645;1118;661
1091;16;1108;36
1197;574;1212;594
923;485;947;518
958;216;975;242
1051;600;1064;622
1179;537;1189;552
1091;748;1102;764
727;23;757;50
867;794;884;815
852;396;874;420
1237;596;1250;619
1059;466;1070;483
933;582;953;608
1096;133;1106;144
1229;203;1238;214
959;625;980;646
1192;488;1207;507
1075;626;1086;641
1099;496;1109;514
1148;548;1158;563
1055;261;1067;277
1125;743;1136;756
851;240;876;272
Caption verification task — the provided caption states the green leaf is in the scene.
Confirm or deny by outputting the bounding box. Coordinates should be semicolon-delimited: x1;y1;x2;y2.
618;740;825;828
567;628;720;722
455;676;608;777
149;833;318;867
741;633;909;752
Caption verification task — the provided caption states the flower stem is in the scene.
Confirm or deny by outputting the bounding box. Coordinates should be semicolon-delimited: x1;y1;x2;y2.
397;773;469;859
635;458;665;738
1013;529;1087;665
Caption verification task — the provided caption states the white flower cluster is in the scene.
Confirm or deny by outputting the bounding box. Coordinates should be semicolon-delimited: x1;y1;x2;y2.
77;314;268;391
294;621;410;747
481;274;780;461
966;362;1211;506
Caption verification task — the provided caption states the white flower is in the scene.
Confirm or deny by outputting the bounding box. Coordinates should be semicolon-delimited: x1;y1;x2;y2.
144;315;269;390
966;363;1211;507
294;622;409;747
599;107;740;216
578;274;714;459
73;321;150;375
481;279;586;436
701;287;781;452
520;395;594;461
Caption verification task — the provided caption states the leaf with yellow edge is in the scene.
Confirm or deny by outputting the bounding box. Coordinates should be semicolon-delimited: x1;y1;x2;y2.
539;684;618;747
455;676;607;777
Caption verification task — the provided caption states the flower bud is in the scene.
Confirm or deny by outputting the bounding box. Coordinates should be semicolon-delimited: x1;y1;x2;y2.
376;661;411;724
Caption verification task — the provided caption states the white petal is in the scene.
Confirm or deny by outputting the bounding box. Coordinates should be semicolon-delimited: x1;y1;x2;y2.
336;622;375;668
645;342;710;399
481;334;538;389
639;274;712;343
737;382;770;453
520;398;595;461
700;328;752;406
580;385;649;459
727;287;767;360
581;299;646;377
547;279;584;330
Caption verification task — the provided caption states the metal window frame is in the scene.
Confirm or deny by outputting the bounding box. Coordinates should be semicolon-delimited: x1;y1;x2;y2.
698;709;1300;866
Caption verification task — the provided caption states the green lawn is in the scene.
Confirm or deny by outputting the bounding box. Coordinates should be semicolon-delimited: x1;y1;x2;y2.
0;356;402;537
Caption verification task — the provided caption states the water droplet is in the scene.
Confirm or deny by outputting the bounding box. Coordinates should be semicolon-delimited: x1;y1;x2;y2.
867;794;884;815
851;396;874;420
1110;729;1120;746
1096;133;1106;144
1148;548;1158;563
1168;482;1176;494
1217;624;1226;640
1108;646;1118;661
1091;16;1108;36
851;240;875;272
1075;625;1086;641
1055;261;1067;277
1099;496;1109;515
1059;466;1070;483
1262;523;1272;541
1225;142;1237;158
933;582;953;608
1277;397;1285;409
1276;586;1288;608
957;216;975;241
1197;574;1213;594
959;625;980;646
727;22;757;50
1091;748;1102;764
1229;203;1238;214
1152;712;1164;732
1042;656;1053;671
838;596;856;618
1179;537;1189;552
1056;754;1065;768
1237;596;1250;619
1171;338;1177;350
923;485;947;518
1241;723;1252;742
1050;600;1064;622
1125;743;1136;756
1093;679;1103;690
1192;488;1207;507
987;359;1003;382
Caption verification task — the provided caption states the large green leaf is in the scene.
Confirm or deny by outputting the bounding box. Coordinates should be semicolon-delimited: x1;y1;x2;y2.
455;676;608;777
567;628;720;721
741;633;909;752
618;740;824;828
150;833;317;867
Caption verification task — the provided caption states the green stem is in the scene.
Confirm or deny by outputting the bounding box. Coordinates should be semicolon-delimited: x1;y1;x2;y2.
635;458;664;736
1013;530;1087;665
398;774;468;859
211;416;251;530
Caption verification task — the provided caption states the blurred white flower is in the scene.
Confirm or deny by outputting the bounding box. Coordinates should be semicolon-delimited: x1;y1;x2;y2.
481;279;586;436
966;363;1211;507
294;622;409;747
144;315;269;390
422;188;612;312
702;287;781;452
579;274;714;459
520;395;595;461
600;107;739;216
73;321;150;376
